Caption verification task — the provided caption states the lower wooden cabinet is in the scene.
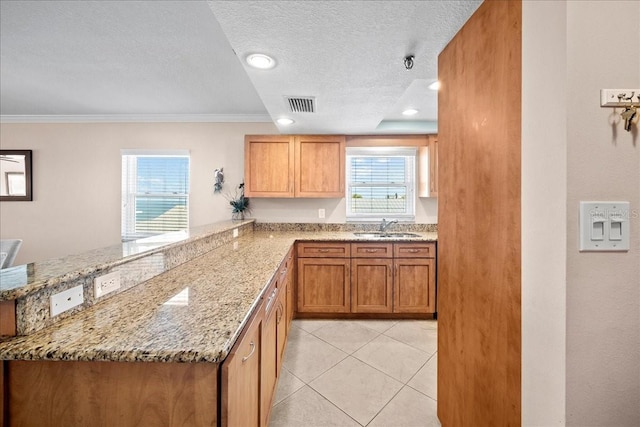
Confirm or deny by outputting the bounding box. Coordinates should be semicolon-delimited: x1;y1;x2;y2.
351;258;393;313
394;258;436;313
297;242;437;316
276;282;287;376
297;257;351;313
221;309;262;427
261;286;279;427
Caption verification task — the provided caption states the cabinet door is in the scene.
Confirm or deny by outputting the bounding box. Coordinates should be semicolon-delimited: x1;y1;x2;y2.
286;272;294;327
261;287;279;427
393;258;436;313
297;258;350;313
429;136;438;197
221;309;262;427
351;258;393;313
276;283;287;376
245;135;294;197
294;135;345;197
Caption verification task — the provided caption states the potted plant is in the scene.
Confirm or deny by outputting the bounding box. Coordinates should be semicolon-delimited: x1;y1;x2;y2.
226;183;250;220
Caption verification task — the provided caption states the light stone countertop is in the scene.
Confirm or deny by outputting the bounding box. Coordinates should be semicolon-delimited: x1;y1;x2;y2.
0;231;437;364
0;220;254;301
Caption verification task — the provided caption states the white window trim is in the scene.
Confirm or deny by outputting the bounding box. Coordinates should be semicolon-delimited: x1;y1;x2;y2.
346;147;416;222
121;149;190;241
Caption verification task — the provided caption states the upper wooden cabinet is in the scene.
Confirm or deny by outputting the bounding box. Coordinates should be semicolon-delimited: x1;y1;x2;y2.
418;135;438;197
245;135;345;198
244;135;295;197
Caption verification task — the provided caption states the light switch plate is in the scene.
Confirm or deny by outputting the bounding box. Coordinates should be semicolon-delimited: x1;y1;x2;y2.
579;201;630;251
50;285;84;317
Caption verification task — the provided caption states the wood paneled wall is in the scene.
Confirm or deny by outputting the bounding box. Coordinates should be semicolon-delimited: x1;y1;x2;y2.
437;1;522;425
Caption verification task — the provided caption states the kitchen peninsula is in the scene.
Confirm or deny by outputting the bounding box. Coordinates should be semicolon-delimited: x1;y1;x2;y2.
0;220;437;426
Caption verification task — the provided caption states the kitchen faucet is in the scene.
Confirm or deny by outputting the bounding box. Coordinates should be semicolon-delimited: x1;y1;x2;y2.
379;218;398;235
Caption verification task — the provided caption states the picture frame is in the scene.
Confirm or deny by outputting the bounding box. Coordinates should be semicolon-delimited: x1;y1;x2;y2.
0;150;33;201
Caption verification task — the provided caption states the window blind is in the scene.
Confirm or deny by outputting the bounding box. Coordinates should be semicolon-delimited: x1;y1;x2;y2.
121;151;190;241
346;147;416;220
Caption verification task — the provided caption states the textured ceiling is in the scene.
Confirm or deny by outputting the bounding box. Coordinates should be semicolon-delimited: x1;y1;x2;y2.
0;0;481;133
209;0;481;134
0;0;267;118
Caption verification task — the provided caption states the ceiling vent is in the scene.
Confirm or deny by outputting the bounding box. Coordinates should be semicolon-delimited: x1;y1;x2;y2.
285;96;316;113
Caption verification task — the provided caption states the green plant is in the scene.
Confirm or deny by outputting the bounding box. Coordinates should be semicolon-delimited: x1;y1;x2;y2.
227;183;250;214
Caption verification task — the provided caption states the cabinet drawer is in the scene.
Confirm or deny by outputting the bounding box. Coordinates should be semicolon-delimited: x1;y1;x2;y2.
351;243;393;258
393;243;436;258
297;242;351;258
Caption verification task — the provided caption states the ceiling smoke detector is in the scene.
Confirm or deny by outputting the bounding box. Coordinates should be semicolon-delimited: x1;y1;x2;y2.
285;96;316;113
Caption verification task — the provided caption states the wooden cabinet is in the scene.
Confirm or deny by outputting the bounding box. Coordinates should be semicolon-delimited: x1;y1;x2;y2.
429;136;438;197
351;243;393;313
244;135;294;197
296;241;437;316
221;307;262;427
261;285;279;427
418;134;438;197
394;258;436;313
245;135;345;198
260;251;293;427
351;258;393;313
297;258;351;313
297;243;351;313
276;282;287;375
295;135;345;197
394;243;436;314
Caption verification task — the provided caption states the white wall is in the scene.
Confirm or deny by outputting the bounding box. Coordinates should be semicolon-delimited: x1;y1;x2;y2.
565;1;640;425
0;122;438;264
523;1;640;426
0;122;276;264
521;1;567;424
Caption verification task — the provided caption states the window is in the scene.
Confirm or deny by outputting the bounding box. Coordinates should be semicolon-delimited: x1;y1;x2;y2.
346;147;416;221
121;150;190;241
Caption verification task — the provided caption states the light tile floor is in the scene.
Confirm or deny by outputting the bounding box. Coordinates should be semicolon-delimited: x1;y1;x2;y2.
269;319;440;427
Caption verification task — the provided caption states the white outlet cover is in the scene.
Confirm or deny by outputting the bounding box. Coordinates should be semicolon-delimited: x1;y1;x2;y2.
50;285;84;317
233;228;239;238
94;270;121;298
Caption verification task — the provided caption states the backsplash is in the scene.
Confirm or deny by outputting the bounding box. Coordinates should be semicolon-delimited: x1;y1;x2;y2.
254;222;437;233
3;221;254;337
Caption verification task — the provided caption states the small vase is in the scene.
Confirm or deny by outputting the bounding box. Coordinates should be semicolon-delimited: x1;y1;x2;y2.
232;211;245;221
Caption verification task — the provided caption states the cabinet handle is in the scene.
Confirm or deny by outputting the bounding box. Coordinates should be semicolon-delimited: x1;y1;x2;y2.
265;289;278;313
407;249;420;253
318;249;330;253
365;249;378;253
280;268;288;277
242;341;256;363
276;302;283;324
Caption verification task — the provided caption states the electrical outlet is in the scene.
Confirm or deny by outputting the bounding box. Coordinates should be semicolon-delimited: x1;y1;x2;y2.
50;285;83;317
318;208;326;219
94;271;121;298
233;228;239;238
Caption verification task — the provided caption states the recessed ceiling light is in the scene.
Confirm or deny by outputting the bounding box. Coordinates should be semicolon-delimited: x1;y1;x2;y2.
428;81;441;91
402;108;419;116
246;53;276;69
276;118;294;125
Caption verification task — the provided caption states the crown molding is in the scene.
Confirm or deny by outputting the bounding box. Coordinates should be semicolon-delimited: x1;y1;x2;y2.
0;113;273;123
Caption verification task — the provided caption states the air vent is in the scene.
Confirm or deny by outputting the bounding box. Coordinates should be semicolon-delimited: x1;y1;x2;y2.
285;96;316;113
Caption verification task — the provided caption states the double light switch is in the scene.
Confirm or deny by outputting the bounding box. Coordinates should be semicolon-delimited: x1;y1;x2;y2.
579;201;630;251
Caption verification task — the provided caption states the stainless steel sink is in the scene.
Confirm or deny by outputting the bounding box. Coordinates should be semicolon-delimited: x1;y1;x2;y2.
353;232;421;238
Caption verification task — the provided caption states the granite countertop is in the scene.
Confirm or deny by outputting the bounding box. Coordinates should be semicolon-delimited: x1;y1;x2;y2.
0;220;253;301
0;231;437;364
